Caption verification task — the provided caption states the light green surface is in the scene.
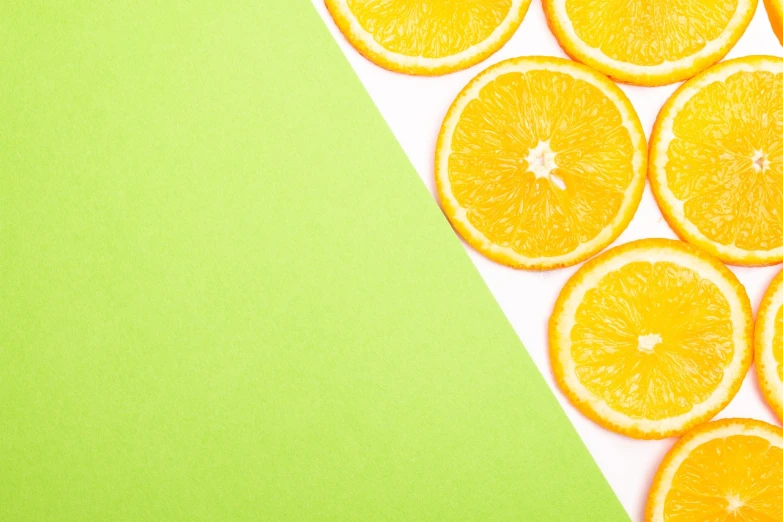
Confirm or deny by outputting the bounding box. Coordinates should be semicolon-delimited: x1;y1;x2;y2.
1;2;628;520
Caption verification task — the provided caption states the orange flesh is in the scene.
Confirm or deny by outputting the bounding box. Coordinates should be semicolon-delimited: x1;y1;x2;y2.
447;70;635;258
664;434;783;520
347;0;513;57
667;71;783;252
571;261;733;419
565;0;737;66
775;306;783;382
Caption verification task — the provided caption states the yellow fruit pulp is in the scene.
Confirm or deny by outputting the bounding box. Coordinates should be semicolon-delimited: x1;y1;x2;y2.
775;306;783;382
552;240;751;438
565;0;737;66
666;70;783;253
572;261;733;420
447;70;636;259
348;0;513;58
757;270;783;422
664;434;783;520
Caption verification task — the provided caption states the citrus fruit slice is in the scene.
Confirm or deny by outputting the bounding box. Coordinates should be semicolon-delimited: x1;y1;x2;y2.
756;268;783;421
650;56;783;266
324;0;532;76
766;0;783;45
550;239;753;439
436;57;646;270
646;418;783;522
543;0;757;86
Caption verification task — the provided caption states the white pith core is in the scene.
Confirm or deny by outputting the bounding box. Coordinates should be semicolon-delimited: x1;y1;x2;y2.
637;333;662;352
553;244;751;436
726;494;744;513
650;57;783;263
648;422;783;522
435;59;647;267
526;141;565;189
752;150;769;172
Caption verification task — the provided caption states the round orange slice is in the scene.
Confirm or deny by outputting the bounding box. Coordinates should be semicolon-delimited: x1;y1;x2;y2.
550;239;753;439
646;418;783;521
324;0;532;76
755;268;783;421
543;0;757;86
436;57;646;270
650;56;783;266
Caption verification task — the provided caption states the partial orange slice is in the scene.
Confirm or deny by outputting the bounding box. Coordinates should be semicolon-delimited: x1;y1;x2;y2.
766;0;783;44
650;56;783;266
324;0;532;76
436;57;646;270
756;268;783;421
550;239;753;439
646;418;783;521
543;0;757;86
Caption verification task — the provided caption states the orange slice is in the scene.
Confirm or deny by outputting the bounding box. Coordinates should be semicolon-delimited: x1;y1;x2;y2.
543;0;757;86
766;0;783;45
324;0;532;76
650;56;783;266
646;418;783;521
756;268;783;421
550;239;753;439
436;57;646;270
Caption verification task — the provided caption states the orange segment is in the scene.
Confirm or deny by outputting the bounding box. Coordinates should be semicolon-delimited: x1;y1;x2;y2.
650;57;783;266
550;239;752;439
646;419;783;522
766;0;783;45
573;262;733;421
776;306;783;382
755;268;783;421
543;0;757;85
347;1;512;58
436;57;646;270
325;0;532;75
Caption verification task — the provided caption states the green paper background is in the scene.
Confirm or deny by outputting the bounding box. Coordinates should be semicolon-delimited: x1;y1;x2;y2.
1;2;627;520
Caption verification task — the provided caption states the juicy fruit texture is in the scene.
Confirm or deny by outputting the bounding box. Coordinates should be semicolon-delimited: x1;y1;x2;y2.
573;262;732;420
550;239;752;439
755;269;783;421
543;0;756;85
668;73;783;251
449;73;631;258
436;57;646;269
566;0;736;66
324;0;532;75
776;306;783;381
650;57;783;265
666;436;783;519
646;419;783;522
347;0;512;57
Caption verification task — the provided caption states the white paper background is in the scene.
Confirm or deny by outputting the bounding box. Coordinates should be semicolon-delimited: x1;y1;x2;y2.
312;2;783;519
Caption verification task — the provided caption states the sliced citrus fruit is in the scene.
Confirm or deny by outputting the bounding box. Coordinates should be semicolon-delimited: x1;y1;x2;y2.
324;0;532;76
650;56;783;266
646;418;783;522
756;268;783;421
550;239;753;439
766;0;783;45
436;57;646;270
543;0;757;86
